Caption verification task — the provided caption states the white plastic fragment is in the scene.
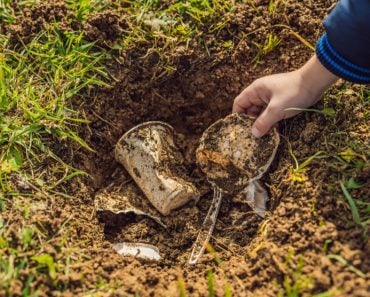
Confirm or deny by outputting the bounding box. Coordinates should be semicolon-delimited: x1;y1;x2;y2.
94;191;166;228
242;181;269;218
113;242;161;261
100;208;167;228
188;186;223;265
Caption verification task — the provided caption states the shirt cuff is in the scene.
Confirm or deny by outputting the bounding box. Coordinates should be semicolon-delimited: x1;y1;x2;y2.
316;34;370;84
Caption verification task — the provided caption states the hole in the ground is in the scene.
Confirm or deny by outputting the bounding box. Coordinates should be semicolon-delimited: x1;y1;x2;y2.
79;60;278;265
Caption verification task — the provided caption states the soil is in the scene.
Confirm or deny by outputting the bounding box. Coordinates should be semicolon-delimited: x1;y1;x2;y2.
3;0;370;296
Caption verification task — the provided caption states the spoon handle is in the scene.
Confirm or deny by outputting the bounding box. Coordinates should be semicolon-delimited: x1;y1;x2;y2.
188;186;223;265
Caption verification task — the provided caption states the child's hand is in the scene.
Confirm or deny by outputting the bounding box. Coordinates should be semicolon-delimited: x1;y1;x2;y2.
233;55;338;137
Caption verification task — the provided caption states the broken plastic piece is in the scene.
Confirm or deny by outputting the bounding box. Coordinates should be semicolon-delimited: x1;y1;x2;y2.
240;181;269;218
113;242;161;261
188;186;223;265
94;190;166;228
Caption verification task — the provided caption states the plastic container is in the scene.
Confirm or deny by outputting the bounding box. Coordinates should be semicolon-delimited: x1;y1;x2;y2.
115;121;200;215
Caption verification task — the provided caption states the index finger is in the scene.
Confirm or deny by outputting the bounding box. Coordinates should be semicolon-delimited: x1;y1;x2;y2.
232;85;266;113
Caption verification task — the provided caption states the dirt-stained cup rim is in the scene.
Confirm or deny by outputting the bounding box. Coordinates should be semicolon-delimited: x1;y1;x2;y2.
119;121;174;141
115;121;174;157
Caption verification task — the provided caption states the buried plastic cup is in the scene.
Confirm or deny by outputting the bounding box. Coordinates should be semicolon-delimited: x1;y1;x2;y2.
115;121;200;216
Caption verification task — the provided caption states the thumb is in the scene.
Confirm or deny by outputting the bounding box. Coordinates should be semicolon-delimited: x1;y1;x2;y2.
251;105;283;138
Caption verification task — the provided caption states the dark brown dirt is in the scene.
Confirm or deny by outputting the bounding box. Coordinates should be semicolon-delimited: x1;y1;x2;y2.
4;1;79;46
83;10;127;47
2;1;127;49
3;0;370;296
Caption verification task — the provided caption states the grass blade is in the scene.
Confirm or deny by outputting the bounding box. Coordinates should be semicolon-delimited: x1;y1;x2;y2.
208;270;215;297
340;182;361;225
328;254;365;278
178;277;187;297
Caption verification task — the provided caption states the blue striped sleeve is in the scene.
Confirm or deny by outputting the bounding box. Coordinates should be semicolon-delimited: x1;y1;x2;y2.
316;34;370;84
315;0;370;84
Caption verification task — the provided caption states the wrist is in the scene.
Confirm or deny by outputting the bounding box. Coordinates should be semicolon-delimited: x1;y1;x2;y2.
297;54;338;97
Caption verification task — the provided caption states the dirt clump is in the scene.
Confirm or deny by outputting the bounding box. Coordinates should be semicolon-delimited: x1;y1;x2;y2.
5;1;78;46
83;10;127;47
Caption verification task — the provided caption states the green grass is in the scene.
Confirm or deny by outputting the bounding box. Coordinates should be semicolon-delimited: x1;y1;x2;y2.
67;0;108;21
277;252;337;297
320;85;370;232
207;270;215;297
111;0;243;76
276;253;313;297
0;3;112;295
253;33;281;64
178;277;187;297
176;244;235;297
340;181;369;233
0;26;109;193
0;0;15;24
359;88;370;118
287;143;326;183
268;0;286;15
285;107;336;118
327;254;365;278
177;270;234;297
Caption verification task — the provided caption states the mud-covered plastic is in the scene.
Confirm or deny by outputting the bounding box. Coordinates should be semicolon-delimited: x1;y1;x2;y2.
189;113;279;265
196;113;280;195
115;121;200;216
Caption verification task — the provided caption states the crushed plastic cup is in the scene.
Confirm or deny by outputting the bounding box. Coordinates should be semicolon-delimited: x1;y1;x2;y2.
196;113;280;195
189;113;279;265
115;121;200;216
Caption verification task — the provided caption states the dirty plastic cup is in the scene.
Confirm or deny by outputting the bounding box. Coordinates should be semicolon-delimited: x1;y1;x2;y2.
115;121;200;216
189;113;279;265
196;113;280;195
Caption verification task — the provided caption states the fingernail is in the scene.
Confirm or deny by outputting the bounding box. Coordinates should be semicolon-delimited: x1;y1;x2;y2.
252;126;262;138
